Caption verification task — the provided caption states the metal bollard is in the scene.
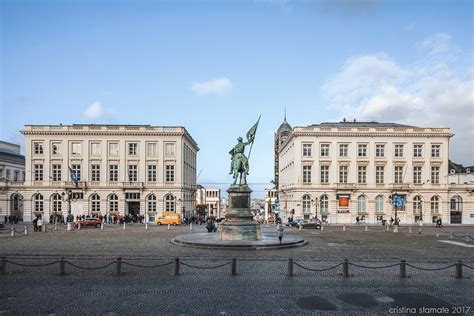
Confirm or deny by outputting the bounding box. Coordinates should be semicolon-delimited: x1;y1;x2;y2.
288;258;294;277
418;227;422;235
59;257;66;275
10;227;14;237
1;257;6;275
450;232;453;239
190;222;193;230
174;258;180;276
54;222;57;231
399;260;406;278
231;258;237;276
394;226;398;233
299;223;302;231
321;224;324;232
386;225;389;232
67;222;72;231
146;222;149;230
343;225;346;232
123;222;126;230
343;259;349;277
365;225;368;232
101;223;104;230
168;224;171;230
436;231;439;238
78;222;81;230
24;226;28;235
455;261;462;279
42;224;46;233
116;257;122;276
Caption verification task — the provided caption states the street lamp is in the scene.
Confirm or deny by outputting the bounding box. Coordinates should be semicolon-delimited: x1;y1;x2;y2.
311;198;318;220
61;189;75;230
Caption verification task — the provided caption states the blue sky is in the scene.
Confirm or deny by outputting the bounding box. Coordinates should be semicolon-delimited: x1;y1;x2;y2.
1;0;473;197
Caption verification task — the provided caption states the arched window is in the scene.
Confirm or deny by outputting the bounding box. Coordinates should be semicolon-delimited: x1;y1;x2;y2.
430;196;439;214
302;195;311;213
165;194;175;213
51;193;62;213
108;194;118;213
320;195;329;214
91;194;100;213
450;196;462;212
413;196;422;215
34;194;44;212
147;194;156;212
375;195;384;213
357;195;366;214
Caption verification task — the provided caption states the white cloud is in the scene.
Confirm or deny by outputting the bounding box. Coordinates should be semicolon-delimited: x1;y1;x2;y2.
191;77;233;96
321;34;474;164
83;101;114;120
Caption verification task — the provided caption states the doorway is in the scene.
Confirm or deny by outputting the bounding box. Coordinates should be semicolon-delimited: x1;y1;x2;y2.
127;202;140;216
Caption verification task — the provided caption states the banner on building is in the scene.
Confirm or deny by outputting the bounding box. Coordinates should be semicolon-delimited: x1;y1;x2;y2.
337;194;350;213
392;194;407;212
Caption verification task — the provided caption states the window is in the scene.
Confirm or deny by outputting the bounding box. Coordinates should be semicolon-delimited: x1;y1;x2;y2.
413;144;423;158
6;169;11;180
72;164;81;181
358;166;367;184
109;165;118;182
14;171;19;181
303;166;311;183
72;142;82;155
302;144;312;157
52;142;60;155
52;164;62;181
431;196;439;214
375;144;385;157
165;194;175;212
413;196;422;215
357;144;367;157
339;144;348;157
450;196;462;212
394;166;403;184
431;166;440;184
431;145;440;157
166;165;175;182
357;196;367;214
413;166;422;184
376;166;384;184
128;165;138;182
34;164;43;181
147;194;156;212
128;143;138;155
394;144;404;157
302;195;311;213
165;143;175;156
147;143;157;156
320;195;329;214
52;193;62;213
148;165;157;182
109;194;118;213
91;164;100;182
339;165;348;183
375;195;384;213
320;144;330;157
34;194;44;212
34;142;43;155
320;166;329;183
91;194;100;213
91;143;101;156
109;143;119;156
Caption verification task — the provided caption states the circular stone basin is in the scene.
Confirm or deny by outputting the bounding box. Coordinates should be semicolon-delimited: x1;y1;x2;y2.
172;232;307;250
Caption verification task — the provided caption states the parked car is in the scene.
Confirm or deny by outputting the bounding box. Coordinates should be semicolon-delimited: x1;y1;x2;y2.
75;217;102;228
300;219;322;230
286;219;301;227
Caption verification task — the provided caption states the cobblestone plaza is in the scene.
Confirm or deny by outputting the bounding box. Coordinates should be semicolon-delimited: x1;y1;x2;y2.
1;224;473;314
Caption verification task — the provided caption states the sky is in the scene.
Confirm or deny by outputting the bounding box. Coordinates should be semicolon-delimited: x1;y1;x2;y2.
1;0;473;198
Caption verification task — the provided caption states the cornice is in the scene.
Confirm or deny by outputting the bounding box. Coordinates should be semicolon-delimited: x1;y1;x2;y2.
292;132;454;138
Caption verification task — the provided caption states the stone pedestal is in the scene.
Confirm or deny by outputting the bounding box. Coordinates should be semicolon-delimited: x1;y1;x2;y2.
216;185;262;241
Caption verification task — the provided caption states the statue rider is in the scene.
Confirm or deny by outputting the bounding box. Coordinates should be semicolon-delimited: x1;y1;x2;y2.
229;136;250;175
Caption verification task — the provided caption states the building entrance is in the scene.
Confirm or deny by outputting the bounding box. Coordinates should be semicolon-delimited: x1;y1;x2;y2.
127;202;140;216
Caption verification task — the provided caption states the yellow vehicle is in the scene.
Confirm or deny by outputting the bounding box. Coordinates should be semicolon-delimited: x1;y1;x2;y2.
156;212;181;225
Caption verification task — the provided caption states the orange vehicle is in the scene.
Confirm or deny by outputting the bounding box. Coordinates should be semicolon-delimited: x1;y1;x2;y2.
156;213;181;225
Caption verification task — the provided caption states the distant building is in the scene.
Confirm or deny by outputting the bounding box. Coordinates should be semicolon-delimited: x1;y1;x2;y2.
274;114;292;190
447;161;474;224
264;188;278;222
277;120;473;224
195;185;221;218
0;141;25;220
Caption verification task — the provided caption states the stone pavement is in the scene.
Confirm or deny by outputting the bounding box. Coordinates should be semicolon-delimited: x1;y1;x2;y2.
0;223;473;314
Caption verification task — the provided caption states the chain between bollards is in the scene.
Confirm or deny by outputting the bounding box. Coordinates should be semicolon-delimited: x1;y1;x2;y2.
174;258;180;275
288;258;294;277
231;258;237;276
343;259;349;277
399;260;406;278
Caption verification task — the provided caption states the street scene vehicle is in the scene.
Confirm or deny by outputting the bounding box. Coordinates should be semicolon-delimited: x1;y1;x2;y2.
74;218;102;228
156;213;181;225
300;219;322;230
286;219;301;227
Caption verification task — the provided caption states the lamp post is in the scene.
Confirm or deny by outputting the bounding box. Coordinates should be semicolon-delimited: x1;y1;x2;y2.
62;189;74;230
311;198;318;220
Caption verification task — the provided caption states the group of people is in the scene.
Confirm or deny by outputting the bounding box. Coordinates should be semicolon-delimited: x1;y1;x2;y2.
74;214;145;224
3;215;20;225
32;216;44;232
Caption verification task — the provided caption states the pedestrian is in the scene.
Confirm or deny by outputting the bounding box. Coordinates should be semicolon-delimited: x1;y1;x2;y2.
389;217;394;226
33;217;38;232
356;216;360;225
277;224;284;244
37;216;44;232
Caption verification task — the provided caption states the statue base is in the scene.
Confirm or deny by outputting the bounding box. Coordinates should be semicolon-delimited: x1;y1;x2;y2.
216;184;262;241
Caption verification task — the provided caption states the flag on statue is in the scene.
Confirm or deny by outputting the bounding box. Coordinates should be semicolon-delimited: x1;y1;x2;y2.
246;115;261;143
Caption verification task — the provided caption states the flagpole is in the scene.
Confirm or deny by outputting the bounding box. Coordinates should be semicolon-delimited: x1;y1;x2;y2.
247;115;261;162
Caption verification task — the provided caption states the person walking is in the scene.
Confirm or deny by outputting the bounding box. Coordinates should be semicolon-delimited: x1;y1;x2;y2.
356;216;360;225
277;224;284;244
37;216;44;232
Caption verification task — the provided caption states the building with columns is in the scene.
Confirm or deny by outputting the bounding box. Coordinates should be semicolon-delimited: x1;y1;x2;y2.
277;120;474;225
0;141;25;220
20;124;198;222
195;185;221;218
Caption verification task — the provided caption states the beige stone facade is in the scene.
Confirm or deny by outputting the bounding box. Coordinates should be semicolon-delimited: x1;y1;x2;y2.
195;186;221;218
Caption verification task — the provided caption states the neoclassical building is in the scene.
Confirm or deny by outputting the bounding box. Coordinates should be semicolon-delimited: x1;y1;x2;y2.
195;185;221;218
0;141;25;220
277;120;473;225
20;124;198;222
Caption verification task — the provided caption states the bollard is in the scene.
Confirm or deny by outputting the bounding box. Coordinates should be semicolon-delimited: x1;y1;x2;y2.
42;224;46;233
231;258;237;276
59;257;66;275
436;231;439;238
1;257;6;275
54;222;57;231
343;225;346;232
10;227;14;237
455;261;462;279
78;222;81;230
299;223;302;231
399;260;406;278
288;258;294;277
465;234;470;243
116;257;122;276
450;232;453;239
168;224;171;230
343;259;349;277
174;258;180;276
101;223;104;230
190;222;193;230
394;226;398;233
364;225;368;232
407;226;411;234
123;222;126;230
24;226;28;236
321;224;324;232
67;222;72;231
146;222;149;230
418;227;422;235
386;225;389;232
